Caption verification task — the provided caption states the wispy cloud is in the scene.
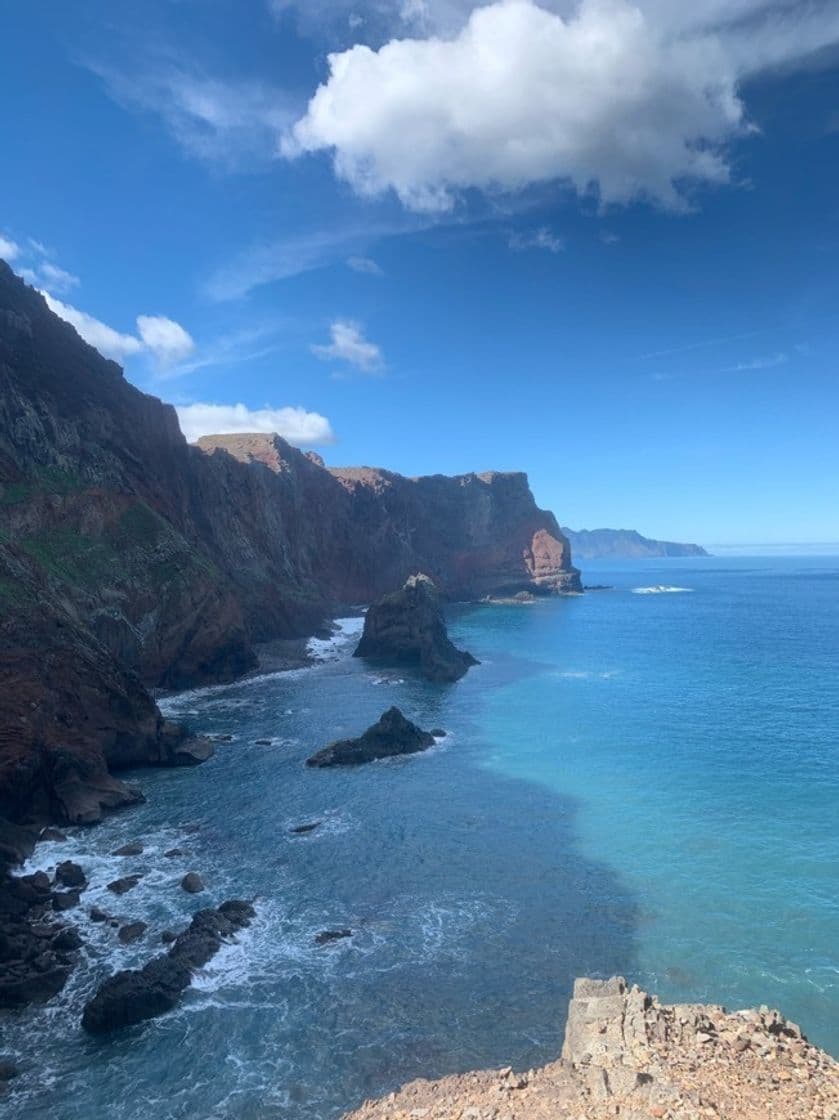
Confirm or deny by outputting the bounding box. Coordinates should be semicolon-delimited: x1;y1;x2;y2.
205;219;425;301
347;255;384;276
508;227;565;254
641;329;770;361
722;351;788;372
87;59;295;169
175;401;335;446
311;319;385;374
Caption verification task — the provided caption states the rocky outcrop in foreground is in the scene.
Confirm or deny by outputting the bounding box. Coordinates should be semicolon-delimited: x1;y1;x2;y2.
81;900;255;1033
354;574;478;682
306;708;439;768
344;977;839;1120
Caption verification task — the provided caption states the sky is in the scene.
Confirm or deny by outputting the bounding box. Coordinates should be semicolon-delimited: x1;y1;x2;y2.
1;0;838;546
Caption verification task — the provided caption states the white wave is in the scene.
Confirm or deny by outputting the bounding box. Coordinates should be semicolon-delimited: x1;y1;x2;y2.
631;585;694;595
306;616;365;663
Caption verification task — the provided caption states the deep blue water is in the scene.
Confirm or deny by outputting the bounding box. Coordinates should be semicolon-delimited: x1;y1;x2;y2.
4;556;838;1119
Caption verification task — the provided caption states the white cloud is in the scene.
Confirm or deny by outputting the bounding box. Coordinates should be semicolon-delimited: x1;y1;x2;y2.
175;402;335;446
347;255;384;275
508;227;564;253
284;0;839;213
39;261;80;292
41;292;194;368
0;234;21;262
311;319;385;373
137;314;196;366
42;292;145;361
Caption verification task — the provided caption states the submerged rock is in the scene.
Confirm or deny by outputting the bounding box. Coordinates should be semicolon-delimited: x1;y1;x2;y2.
354;574;478;683
118;921;148;945
107;874;142;896
315;929;352;946
306;708;437;768
112;841;144;856
82;900;256;1033
289;822;321;835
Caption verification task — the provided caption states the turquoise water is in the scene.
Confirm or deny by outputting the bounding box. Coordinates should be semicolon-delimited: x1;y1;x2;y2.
5;556;838;1118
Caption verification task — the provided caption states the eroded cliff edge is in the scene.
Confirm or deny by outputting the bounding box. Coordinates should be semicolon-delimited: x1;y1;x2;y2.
344;977;839;1120
0;261;580;834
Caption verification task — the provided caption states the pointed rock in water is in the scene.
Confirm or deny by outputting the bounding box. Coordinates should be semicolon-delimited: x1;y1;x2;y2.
306;707;436;768
354;574;478;683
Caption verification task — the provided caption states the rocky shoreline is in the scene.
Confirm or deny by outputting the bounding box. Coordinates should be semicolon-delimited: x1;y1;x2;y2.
344;977;839;1120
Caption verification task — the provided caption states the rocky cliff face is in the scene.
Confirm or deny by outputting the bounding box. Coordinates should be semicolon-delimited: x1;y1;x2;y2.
344;976;839;1120
0;260;579;834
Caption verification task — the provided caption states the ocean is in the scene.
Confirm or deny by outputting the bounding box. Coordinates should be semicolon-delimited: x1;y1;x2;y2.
5;555;838;1118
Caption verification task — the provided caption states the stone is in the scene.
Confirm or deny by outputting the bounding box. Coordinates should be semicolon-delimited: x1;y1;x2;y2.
89;907;110;923
180;872;204;894
55;860;86;888
118;922;148;945
52;890;80;912
107;875;142;895
39;828;67;843
164;848;185;858
315;929;352;946
112;842;144;856
51;927;83;951
306;708;437;768
354;574;479;683
161;930;178;944
254;739;272;746
289;822;321;835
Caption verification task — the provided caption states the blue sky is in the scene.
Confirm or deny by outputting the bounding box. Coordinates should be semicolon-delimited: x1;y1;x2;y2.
1;0;838;545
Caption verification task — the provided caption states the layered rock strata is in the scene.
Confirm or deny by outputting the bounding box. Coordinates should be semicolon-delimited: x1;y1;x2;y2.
0;259;578;831
344;976;839;1120
354;574;478;682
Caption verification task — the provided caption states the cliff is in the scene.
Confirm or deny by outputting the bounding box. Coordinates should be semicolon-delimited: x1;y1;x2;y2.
344;976;839;1120
562;527;709;560
0;261;580;834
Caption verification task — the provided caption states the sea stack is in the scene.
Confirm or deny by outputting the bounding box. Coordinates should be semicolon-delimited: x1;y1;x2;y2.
354;574;478;683
306;708;438;768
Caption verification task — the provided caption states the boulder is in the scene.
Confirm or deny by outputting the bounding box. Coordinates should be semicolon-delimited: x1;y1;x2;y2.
81;955;192;1034
51;890;80;912
107;874;142;896
180;872;204;894
118;921;148;945
354;574;478;682
55;861;86;888
306;708;436;768
112;842;144;856
89;907;110;923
